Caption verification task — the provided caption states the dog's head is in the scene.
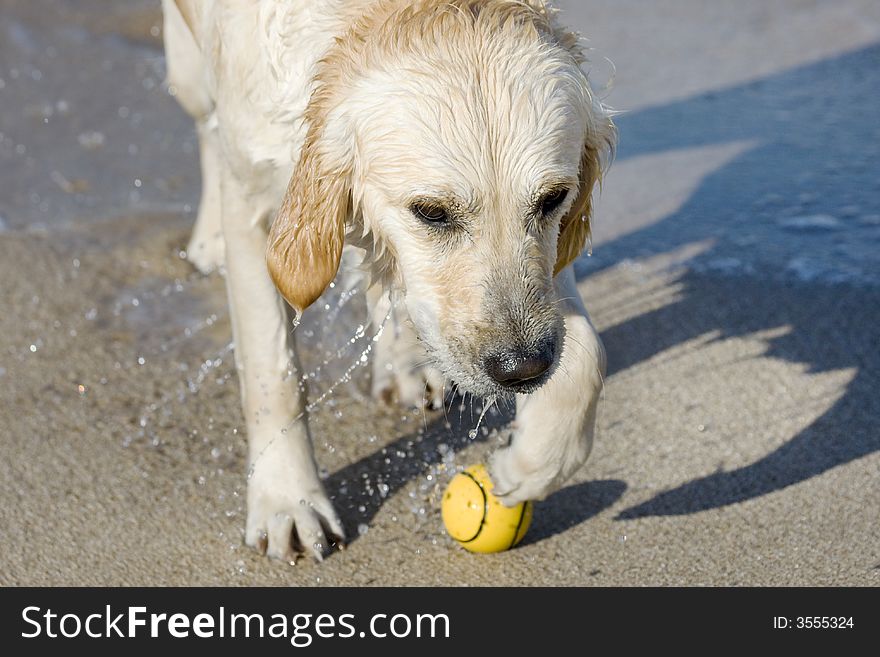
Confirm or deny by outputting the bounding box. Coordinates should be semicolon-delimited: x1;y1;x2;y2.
268;0;615;397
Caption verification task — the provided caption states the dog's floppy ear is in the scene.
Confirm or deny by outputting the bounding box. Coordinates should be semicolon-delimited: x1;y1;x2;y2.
267;116;351;318
550;17;617;277
554;144;600;275
554;117;616;275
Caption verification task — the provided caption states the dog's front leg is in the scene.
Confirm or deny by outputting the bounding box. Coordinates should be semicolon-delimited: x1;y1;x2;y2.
489;266;606;504
221;172;343;561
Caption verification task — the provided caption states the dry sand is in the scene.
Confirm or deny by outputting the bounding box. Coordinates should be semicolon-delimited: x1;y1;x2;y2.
1;0;878;586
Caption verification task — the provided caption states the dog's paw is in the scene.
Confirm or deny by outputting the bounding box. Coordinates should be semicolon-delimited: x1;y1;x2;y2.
372;360;445;409
186;229;224;274
488;444;564;507
245;454;344;562
372;334;445;409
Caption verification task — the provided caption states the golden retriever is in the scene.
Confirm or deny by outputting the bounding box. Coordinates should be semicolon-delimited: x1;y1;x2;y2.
162;0;615;561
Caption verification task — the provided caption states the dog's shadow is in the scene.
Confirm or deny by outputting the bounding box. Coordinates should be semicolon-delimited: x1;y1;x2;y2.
323;397;502;545
322;397;624;550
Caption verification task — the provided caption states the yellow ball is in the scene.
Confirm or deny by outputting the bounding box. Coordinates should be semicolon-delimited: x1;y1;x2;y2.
441;464;533;553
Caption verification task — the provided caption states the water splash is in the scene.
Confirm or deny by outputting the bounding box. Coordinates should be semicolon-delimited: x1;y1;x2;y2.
246;307;392;482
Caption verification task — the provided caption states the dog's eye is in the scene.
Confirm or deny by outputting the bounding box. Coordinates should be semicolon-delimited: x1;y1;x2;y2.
410;202;449;225
539;188;568;216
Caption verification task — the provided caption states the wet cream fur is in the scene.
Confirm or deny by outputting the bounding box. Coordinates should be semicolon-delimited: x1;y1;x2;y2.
164;0;615;561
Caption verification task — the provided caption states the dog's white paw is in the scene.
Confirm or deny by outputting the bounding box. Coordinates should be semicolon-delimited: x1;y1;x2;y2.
372;361;445;409
245;443;343;562
488;443;567;507
186;229;225;274
372;336;445;409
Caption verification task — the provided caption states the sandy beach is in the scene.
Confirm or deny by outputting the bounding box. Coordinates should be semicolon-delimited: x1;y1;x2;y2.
1;0;878;586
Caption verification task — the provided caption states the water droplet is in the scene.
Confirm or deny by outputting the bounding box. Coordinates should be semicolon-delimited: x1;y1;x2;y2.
211;447;221;459
358;523;369;536
467;429;477;439
77;131;105;150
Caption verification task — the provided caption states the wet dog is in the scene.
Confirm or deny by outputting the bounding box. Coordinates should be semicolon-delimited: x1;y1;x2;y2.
163;0;615;560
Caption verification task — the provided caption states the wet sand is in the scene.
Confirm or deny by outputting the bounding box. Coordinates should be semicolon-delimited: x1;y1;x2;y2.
1;1;878;585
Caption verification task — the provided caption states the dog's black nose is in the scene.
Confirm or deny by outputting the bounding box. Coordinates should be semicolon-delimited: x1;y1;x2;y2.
484;340;556;390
